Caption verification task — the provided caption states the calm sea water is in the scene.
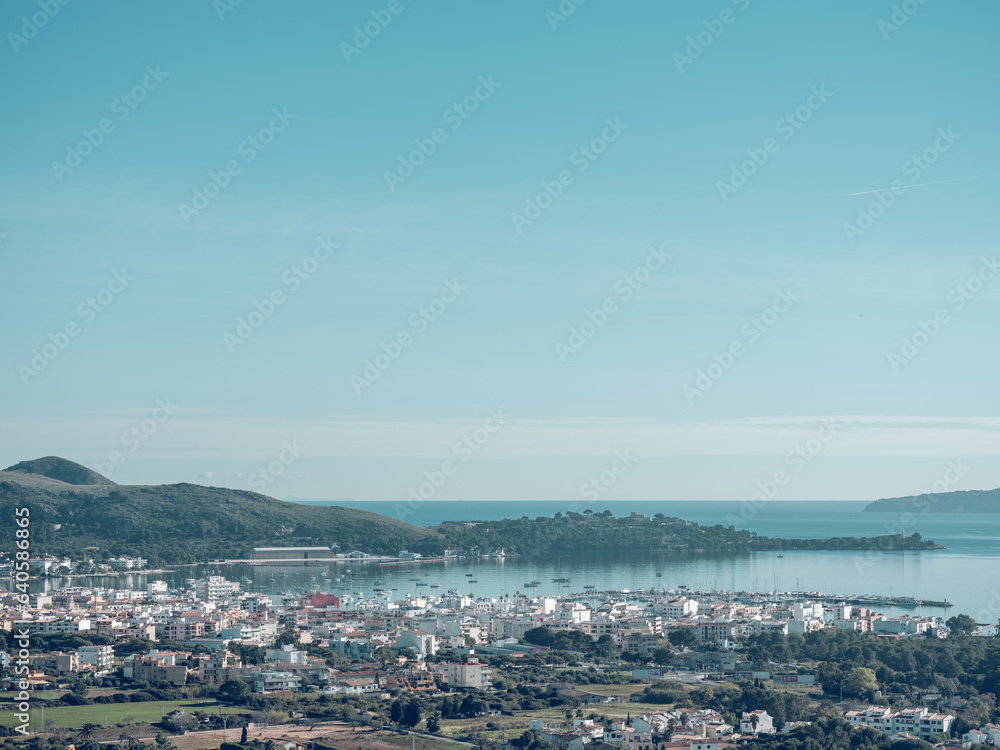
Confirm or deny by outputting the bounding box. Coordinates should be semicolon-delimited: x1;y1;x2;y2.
280;500;1000;622
38;502;1000;626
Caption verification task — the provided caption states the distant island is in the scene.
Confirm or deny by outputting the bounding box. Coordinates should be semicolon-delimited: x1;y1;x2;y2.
864;487;1000;513
0;456;943;566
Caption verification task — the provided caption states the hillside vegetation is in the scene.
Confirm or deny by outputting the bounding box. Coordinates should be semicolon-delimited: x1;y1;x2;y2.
0;457;944;566
0;458;443;565
864;487;1000;513
433;511;941;556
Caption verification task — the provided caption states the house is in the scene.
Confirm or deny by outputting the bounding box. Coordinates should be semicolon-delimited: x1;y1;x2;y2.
77;645;114;672
395;629;437;657
266;644;308;665
34;652;78;674
430;657;491;688
740;710;775;735
844;706;953;741
249;670;301;692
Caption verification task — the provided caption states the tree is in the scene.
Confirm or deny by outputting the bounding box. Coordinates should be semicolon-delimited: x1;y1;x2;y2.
402;700;422;729
217;679;251;704
240;726;248;744
374;646;396;667
165;713;198;733
389;699;403;724
652;642;674;665
595;634;619;659
667;629;697;649
70;680;90;698
842;667;878;700
274;629;300;647
946;614;978;636
523;627;555;648
426;714;440;733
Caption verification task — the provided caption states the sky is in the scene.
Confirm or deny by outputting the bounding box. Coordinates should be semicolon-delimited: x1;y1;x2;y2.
1;0;999;504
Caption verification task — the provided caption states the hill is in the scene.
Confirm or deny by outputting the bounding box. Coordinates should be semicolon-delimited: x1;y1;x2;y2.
6;455;116;486
0;457;444;565
863;487;1000;513
432;511;942;556
0;456;945;566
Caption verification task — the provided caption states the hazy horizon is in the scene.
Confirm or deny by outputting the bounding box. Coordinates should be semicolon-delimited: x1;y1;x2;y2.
3;1;997;503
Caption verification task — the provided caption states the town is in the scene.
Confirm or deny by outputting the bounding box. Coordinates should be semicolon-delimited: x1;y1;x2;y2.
2;548;997;750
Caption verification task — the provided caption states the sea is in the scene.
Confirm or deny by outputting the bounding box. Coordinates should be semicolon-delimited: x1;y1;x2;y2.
38;501;1000;626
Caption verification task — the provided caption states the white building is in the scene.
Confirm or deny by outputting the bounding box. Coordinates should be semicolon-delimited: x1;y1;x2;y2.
265;644;307;664
395;629;438;657
740;711;775;735
147;581;168;596
845;706;953;741
77;645;114;672
652;598;699;618
435;657;492;688
203;576;240;601
249;670;301;692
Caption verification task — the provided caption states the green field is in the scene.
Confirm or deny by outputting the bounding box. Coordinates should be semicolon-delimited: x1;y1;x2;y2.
0;700;250;731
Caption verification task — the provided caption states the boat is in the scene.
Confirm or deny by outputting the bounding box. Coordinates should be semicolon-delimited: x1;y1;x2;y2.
431;583;442;588
524;582;539;587
553;577;571;583
777;555;784;558
469;579;478;583
465;573;474;577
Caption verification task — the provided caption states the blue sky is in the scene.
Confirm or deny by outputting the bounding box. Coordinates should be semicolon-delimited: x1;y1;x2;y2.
2;0;998;504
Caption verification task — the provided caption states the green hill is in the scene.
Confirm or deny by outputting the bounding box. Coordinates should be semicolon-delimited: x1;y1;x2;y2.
0;457;444;565
6;455;116;486
863;487;1000;513
0;456;947;566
